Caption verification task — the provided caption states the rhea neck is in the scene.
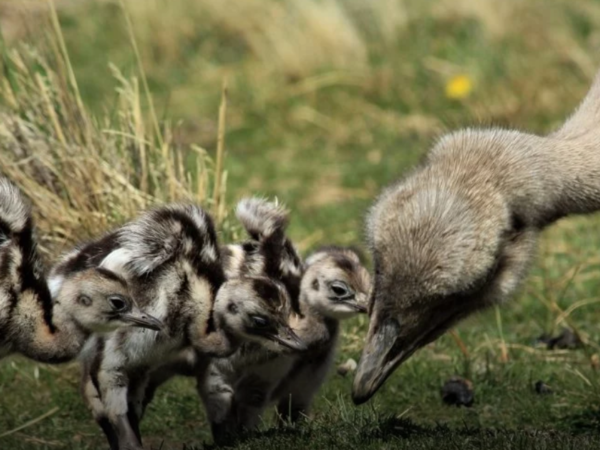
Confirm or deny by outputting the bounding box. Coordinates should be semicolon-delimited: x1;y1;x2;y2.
426;122;600;231
5;237;92;363
518;70;600;224
536;134;600;223
298;291;340;340
203;315;242;357
425;72;600;229
14;289;90;364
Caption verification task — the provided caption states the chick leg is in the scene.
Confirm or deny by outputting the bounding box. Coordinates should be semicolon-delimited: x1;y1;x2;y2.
197;366;236;445
82;361;120;450
142;367;173;417
97;355;143;450
233;375;271;432
275;357;330;424
142;353;203;417
127;372;151;443
276;394;308;424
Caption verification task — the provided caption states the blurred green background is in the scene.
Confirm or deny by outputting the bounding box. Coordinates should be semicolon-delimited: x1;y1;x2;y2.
2;0;600;449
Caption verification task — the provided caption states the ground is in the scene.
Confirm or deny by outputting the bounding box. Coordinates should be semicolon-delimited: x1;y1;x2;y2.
1;0;600;449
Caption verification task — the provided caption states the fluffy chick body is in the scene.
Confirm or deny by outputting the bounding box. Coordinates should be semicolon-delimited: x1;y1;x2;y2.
198;200;370;443
50;204;296;450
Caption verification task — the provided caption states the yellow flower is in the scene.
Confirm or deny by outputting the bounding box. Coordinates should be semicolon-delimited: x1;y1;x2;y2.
445;74;473;100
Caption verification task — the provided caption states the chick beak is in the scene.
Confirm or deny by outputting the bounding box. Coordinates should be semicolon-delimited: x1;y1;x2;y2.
352;317;406;405
352;302;368;314
120;307;163;331
271;326;308;351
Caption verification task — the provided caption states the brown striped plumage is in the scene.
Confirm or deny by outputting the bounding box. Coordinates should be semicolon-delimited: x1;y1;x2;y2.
50;203;304;450
0;177;161;364
197;199;370;444
273;247;370;423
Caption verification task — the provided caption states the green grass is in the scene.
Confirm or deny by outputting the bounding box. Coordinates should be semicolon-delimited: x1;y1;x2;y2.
3;0;600;448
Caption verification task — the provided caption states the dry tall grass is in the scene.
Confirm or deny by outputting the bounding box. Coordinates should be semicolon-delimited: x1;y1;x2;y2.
0;3;227;257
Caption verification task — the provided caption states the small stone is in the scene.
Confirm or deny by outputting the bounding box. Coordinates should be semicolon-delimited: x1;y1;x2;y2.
441;376;474;407
534;381;553;395
535;328;582;350
337;358;358;377
534;334;553;347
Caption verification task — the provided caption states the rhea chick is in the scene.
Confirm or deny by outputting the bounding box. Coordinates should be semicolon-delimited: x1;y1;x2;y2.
273;246;370;423
136;198;304;444
352;70;600;404
0;177;161;364
198;199;369;443
50;204;304;450
197;199;304;443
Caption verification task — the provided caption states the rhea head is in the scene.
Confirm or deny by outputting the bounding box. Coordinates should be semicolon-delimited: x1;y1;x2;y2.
352;167;538;404
215;276;307;352
301;247;370;320
55;267;163;333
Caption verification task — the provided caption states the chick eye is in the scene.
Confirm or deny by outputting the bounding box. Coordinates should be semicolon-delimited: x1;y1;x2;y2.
77;295;92;307
108;295;129;311
251;315;269;328
330;281;351;298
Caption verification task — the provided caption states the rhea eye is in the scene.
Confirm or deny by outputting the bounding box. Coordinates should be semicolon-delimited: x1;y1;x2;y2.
77;295;92;307
251;315;269;328
330;281;351;298
108;295;128;311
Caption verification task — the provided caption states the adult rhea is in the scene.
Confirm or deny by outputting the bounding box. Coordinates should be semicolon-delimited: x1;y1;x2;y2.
353;71;600;404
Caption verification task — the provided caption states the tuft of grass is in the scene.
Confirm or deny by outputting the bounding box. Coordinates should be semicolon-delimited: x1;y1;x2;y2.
0;1;229;255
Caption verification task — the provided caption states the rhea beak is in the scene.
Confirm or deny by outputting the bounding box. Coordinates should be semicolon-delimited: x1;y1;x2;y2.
352;317;409;405
352;307;459;405
271;326;308;352
120;307;163;331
